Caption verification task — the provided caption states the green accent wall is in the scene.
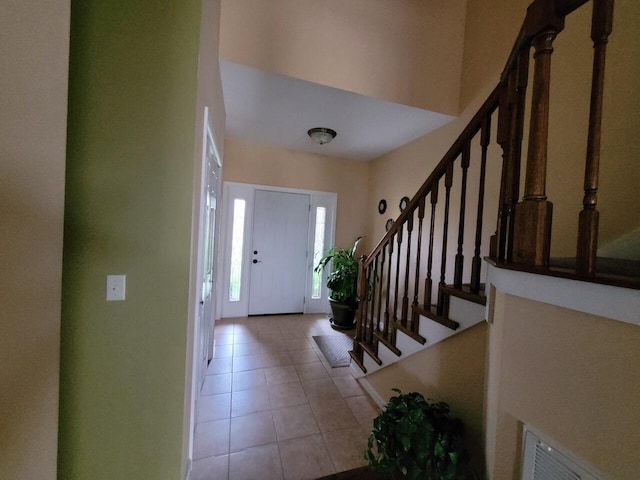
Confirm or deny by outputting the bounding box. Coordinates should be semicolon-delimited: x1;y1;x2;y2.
59;1;201;478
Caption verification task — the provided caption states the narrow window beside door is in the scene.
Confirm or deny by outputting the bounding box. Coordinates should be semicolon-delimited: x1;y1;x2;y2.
229;199;246;302
311;207;326;299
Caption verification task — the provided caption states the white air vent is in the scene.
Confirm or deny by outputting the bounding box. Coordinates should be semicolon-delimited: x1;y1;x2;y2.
522;429;606;480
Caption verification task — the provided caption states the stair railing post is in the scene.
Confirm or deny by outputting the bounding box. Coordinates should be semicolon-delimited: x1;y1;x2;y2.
353;255;367;356
471;116;491;293
424;184;438;308
437;163;454;316
454;140;471;288
384;238;393;341
413;196;426;329
401;211;414;324
491;80;514;262
512;0;564;267
576;0;614;276
506;48;530;262
376;249;385;333
393;227;403;326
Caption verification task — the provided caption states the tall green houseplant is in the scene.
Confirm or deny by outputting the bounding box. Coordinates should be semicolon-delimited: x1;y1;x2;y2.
315;237;362;329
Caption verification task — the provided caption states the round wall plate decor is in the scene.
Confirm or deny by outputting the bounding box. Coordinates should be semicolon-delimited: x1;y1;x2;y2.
399;196;410;212
385;218;394;231
378;199;387;214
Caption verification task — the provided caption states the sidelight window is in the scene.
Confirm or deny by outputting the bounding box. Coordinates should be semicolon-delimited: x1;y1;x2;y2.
311;207;326;299
228;199;246;302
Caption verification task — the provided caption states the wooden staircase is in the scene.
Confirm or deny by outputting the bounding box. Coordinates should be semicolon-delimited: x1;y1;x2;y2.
349;0;638;375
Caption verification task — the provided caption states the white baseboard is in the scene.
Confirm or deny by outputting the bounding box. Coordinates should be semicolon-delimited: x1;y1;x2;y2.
358;377;386;408
184;458;192;480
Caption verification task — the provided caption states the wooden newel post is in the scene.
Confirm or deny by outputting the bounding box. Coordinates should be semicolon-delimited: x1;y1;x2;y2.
576;0;614;276
513;0;564;267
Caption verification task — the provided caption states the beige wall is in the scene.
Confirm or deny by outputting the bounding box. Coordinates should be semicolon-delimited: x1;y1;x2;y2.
223;139;369;250
460;0;529;110
220;0;466;115
59;1;203;478
486;293;640;479
0;2;70;479
365;324;488;475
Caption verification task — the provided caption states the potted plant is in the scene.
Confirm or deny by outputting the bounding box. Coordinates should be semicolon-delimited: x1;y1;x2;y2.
366;389;473;480
314;237;362;329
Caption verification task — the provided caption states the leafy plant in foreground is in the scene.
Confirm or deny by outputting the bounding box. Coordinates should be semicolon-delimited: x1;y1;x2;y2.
366;389;472;480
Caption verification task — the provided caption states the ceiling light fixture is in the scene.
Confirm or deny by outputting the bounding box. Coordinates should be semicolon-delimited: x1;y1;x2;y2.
307;127;337;145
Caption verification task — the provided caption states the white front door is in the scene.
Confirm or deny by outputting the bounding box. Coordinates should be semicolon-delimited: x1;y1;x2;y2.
249;190;310;315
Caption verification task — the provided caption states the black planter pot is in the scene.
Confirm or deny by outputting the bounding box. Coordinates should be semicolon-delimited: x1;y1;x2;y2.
329;298;357;330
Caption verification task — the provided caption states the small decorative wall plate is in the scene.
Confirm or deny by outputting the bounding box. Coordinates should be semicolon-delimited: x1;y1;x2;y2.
399;196;410;212
378;199;387;214
385;218;394;231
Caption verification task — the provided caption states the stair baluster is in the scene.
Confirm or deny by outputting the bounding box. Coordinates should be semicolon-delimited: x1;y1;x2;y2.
437;163;454;316
393;227;403;326
384;239;393;342
454;140;471;288
401;211;414;324
375;249;385;333
576;0;613;276
371;254;380;331
412;196;426;330
366;263;374;345
471;116;491;293
424;183;438;308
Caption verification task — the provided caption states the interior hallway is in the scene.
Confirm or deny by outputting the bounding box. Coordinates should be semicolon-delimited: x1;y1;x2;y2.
192;314;381;480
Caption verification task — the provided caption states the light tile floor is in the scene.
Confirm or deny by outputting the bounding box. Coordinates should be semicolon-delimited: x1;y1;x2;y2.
191;314;381;480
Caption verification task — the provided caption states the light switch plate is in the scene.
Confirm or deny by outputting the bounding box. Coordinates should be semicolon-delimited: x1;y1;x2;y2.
106;275;126;301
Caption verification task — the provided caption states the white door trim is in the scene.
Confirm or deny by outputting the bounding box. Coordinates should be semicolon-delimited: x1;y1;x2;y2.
220;182;337;318
185;106;222;470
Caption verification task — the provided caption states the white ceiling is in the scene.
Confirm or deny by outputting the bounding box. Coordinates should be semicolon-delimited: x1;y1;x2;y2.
221;61;455;161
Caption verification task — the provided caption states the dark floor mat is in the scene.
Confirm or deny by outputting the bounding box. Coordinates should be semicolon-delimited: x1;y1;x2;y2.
312;334;353;367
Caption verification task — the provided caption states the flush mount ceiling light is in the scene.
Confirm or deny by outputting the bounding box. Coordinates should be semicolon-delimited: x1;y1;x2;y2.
307;127;337;145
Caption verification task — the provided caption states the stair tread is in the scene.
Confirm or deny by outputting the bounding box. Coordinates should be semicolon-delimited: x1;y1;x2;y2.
439;283;487;306
413;304;460;330
348;350;367;373
392;320;427;344
373;330;402;355
359;341;382;365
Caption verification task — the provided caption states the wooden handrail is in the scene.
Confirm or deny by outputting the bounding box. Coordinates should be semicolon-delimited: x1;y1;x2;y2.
555;0;590;15
363;85;502;267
